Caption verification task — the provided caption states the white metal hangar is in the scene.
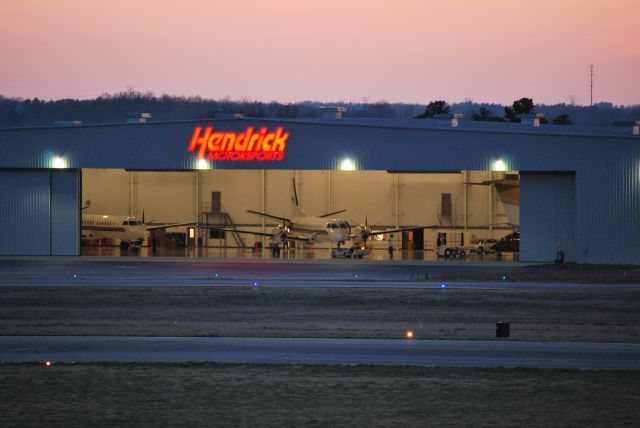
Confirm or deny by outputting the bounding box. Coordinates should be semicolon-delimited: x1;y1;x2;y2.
1;117;639;264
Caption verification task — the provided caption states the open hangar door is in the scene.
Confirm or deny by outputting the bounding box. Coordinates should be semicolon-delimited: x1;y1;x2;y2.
81;169;197;255
81;168;519;260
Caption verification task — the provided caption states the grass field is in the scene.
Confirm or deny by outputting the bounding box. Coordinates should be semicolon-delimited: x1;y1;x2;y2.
2;363;639;427
3;282;639;426
1;285;639;342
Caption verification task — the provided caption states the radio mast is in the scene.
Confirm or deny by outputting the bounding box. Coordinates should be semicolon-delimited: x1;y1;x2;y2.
590;64;594;106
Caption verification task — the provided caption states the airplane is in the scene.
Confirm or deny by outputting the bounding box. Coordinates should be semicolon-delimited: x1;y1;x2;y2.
82;211;195;250
198;179;426;256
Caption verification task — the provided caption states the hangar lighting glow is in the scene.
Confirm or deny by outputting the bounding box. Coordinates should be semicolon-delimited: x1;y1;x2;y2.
52;156;67;169
491;159;507;171
339;158;356;171
197;159;209;170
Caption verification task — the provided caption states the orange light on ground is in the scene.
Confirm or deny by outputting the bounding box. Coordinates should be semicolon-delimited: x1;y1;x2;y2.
406;330;414;339
45;361;52;367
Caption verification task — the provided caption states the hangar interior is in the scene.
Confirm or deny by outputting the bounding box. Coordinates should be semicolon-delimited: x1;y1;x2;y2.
81;168;518;254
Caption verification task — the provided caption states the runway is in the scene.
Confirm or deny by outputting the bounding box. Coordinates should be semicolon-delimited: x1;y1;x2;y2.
1;257;639;289
2;336;640;370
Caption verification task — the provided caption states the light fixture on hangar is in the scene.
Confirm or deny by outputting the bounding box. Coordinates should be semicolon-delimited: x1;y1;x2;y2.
339;158;356;171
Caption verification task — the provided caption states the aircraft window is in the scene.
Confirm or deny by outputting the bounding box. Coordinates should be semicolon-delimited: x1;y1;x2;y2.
123;221;128;225
329;223;337;228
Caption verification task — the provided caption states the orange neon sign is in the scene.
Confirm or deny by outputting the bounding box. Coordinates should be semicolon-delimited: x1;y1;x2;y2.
188;126;289;161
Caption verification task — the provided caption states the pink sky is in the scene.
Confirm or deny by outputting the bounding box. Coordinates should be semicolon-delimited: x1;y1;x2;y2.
1;0;639;105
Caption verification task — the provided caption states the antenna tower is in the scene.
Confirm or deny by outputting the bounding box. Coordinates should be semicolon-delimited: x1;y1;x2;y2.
590;65;594;106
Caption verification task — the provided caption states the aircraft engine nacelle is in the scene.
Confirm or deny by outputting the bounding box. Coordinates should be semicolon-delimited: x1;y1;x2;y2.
271;225;289;245
353;225;371;244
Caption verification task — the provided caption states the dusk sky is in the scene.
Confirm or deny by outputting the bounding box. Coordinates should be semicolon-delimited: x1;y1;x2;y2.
1;0;639;105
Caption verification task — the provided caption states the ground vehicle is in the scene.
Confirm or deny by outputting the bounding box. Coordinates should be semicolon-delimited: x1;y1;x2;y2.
470;238;498;254
435;246;466;258
491;232;520;254
332;245;370;258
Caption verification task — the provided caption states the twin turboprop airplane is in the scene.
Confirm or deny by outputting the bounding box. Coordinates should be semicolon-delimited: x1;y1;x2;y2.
198;180;422;256
82;212;195;249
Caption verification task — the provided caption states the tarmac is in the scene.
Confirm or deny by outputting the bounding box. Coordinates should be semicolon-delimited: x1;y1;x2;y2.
1;256;639;369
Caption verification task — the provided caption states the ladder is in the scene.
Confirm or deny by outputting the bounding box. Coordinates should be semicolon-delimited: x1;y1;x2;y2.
200;204;246;248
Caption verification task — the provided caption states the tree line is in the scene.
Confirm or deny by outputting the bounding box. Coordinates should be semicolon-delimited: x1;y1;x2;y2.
0;91;638;128
415;98;574;124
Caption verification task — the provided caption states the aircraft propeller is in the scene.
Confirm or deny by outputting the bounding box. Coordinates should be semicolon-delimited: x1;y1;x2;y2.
353;214;375;244
272;224;290;244
141;210;155;226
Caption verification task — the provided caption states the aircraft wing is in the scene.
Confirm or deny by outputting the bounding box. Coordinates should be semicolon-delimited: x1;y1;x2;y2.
279;234;310;242
374;226;432;235
356;225;440;239
318;209;346;218
246;210;291;224
147;221;197;231
197;224;310;242
197;224;275;238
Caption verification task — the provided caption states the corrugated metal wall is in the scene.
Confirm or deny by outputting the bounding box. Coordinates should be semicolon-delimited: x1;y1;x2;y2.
0;170;80;255
82;169;131;216
575;149;640;264
520;173;576;262
0;171;50;255
51;170;80;255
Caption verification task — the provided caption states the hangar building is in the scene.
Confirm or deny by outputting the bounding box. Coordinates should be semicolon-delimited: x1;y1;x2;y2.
1;117;639;264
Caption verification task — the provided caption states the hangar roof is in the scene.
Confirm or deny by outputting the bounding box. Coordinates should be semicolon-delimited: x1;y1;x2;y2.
1;116;639;171
2;117;638;139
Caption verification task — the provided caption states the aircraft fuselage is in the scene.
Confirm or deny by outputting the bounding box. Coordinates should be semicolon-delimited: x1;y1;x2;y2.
81;214;146;245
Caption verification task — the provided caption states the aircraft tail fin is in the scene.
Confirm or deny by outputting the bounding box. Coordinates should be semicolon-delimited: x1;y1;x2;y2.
292;177;307;217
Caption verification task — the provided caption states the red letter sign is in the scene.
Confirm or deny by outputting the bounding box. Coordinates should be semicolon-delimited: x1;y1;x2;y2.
188;126;289;161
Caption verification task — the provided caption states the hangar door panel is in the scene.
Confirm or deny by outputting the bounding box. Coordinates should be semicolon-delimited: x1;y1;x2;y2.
520;173;576;262
51;170;80;255
0;171;50;255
